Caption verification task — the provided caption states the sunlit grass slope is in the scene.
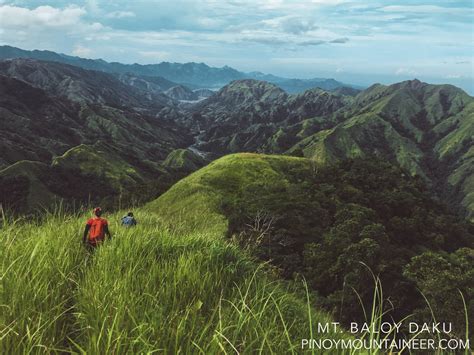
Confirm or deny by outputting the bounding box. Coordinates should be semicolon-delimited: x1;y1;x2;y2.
1;184;347;353
148;152;311;235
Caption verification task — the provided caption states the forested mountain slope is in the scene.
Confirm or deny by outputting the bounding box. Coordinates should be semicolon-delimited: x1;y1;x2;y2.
150;153;474;336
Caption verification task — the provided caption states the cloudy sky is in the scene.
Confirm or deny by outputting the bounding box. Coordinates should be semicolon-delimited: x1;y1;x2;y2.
0;0;473;92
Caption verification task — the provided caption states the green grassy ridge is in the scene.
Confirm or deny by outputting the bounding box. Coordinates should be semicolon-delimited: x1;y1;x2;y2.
0;142;183;214
52;144;145;189
0;160;59;210
289;113;426;178
434;101;474;221
1;207;347;353
148;153;473;337
163;148;207;172
288;83;474;219
2;153;471;352
148;153;310;234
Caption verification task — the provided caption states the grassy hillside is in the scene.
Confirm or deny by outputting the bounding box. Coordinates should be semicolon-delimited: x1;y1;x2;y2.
149;153;473;337
148;153;310;234
0;208;346;353
52;144;145;189
0;142;190;214
0;160;59;210
288;114;425;176
163;148;207;173
289;81;474;220
0;61;195;213
2;153;472;353
186;80;349;156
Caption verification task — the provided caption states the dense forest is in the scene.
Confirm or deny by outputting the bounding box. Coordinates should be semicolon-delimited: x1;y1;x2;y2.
220;158;474;335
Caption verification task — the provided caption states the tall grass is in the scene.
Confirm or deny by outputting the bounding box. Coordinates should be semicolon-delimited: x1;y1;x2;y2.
2;208;471;354
1;209;346;353
350;263;471;355
0;208;87;353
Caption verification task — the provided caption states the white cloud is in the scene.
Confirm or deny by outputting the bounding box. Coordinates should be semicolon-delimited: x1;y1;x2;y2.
252;0;352;10
310;0;352;4
196;17;225;29
330;37;349;43
380;5;465;14
261;15;318;34
85;0;100;14
395;68;418;76
0;4;108;56
72;45;93;57
106;11;136;19
223;0;352;12
0;5;86;28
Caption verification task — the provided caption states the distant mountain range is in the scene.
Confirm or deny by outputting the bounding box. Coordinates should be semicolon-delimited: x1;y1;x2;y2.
186;78;473;220
186;79;352;155
0;45;357;93
291;80;474;219
0;51;472;222
0;59;192;211
0;59;175;109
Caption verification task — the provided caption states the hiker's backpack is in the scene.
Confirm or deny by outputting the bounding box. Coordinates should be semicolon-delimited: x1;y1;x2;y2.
121;216;136;227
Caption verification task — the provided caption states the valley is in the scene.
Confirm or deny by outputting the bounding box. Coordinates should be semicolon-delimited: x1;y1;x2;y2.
0;51;472;222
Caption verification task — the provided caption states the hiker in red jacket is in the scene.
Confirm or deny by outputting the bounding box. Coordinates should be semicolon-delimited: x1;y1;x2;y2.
83;207;111;248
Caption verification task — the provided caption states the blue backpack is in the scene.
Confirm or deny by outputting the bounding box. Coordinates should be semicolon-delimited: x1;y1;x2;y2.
121;216;136;227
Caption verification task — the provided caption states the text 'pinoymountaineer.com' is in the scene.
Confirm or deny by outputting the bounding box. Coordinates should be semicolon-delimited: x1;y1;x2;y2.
301;322;470;352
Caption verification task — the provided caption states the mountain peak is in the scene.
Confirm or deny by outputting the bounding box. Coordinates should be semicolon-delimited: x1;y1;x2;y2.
224;79;284;93
164;85;198;101
398;78;425;90
215;79;287;104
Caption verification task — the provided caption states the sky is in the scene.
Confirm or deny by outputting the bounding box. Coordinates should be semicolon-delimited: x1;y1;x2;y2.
0;0;473;92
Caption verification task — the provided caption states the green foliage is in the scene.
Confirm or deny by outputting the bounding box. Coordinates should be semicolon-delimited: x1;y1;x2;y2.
403;249;474;338
152;153;474;337
289;81;474;220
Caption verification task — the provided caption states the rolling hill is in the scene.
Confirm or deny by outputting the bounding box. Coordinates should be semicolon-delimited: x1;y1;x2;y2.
0;69;191;170
177;78;473;220
289;80;474;220
1;187;347;353
0;53;472;223
185;79;351;156
165;85;199;101
115;72;179;93
0;58;175;110
0;61;194;212
149;153;473;334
